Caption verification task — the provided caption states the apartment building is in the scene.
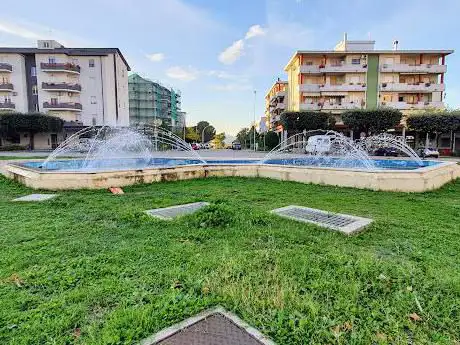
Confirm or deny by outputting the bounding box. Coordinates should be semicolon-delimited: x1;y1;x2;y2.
265;79;288;130
281;34;453;132
0;40;130;148
129;73;183;129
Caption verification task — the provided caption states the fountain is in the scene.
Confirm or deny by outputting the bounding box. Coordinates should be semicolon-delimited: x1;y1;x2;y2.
261;130;376;170
359;133;424;166
41;125;206;171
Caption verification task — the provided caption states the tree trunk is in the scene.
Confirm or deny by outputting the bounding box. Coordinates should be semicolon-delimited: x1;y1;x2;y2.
29;132;35;150
425;132;429;148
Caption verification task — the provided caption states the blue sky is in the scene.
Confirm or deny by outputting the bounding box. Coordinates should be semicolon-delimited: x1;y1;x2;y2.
0;0;459;135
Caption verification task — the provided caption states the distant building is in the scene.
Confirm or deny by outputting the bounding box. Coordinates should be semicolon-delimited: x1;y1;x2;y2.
128;73;182;129
0;39;130;149
267;34;453;135
265;79;288;131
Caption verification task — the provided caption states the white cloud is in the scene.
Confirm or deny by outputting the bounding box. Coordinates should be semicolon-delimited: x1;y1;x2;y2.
245;25;266;40
207;70;247;81
145;53;165;62
0;18;93;47
166;66;199;81
218;39;245;65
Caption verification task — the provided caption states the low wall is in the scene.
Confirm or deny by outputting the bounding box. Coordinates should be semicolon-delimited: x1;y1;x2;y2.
5;161;460;192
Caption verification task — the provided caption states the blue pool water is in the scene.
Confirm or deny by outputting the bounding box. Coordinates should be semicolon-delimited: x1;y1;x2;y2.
21;157;440;172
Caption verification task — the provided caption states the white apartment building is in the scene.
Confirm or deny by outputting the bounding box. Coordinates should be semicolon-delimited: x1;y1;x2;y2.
0;40;130;148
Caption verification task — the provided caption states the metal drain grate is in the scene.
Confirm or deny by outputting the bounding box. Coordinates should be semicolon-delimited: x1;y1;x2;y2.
144;202;210;220
12;194;57;202
140;307;276;345
271;205;373;235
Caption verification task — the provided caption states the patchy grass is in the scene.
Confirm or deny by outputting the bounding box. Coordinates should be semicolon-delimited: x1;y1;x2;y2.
0;176;459;344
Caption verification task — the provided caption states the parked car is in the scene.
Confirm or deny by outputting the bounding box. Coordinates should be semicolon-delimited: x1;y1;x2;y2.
191;143;200;150
417;147;439;158
232;141;242;150
374;147;399;157
305;135;332;155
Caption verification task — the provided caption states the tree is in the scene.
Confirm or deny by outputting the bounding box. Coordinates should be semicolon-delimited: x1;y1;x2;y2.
280;111;334;134
342;108;402;135
407;110;460;147
264;131;280;151
184;126;199;143
0;112;64;150
236;127;250;149
196;121;216;143
211;132;226;149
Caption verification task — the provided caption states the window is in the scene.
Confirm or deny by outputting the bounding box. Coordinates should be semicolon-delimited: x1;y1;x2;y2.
51;98;58;105
89;59;95;68
43;42;50;48
90;96;97;104
32;85;38;95
31;66;37;77
351;58;361;65
48;57;56;64
398;96;404;102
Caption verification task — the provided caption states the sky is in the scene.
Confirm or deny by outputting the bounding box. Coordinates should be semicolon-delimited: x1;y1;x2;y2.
0;0;459;136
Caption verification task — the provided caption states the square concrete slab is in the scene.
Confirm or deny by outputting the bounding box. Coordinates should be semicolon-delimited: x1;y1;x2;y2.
271;205;373;235
140;306;276;345
145;202;210;220
12;194;57;202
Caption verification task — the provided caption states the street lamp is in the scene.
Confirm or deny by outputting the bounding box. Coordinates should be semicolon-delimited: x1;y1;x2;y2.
201;124;212;144
253;90;257;151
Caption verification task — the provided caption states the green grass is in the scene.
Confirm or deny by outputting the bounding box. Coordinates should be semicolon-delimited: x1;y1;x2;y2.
0;156;47;160
0;176;459;344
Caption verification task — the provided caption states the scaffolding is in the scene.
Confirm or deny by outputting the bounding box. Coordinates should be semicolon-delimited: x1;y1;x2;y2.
128;73;182;128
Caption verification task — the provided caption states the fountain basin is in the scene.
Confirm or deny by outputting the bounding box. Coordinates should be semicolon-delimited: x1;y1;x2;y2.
5;158;459;192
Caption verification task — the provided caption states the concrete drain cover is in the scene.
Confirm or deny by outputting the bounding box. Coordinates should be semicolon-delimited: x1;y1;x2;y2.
145;202;210;220
140;307;275;345
12;194;57;202
271;205;373;235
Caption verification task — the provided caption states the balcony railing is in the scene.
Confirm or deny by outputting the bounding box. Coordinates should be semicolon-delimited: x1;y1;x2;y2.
300;103;321;111
380;64;447;74
0;102;15;109
40;62;81;74
320;84;367;92
300;64;367;74
380;83;445;92
43;102;83;111
299;84;321;92
0;83;14;91
321;102;362;110
380;101;444;110
42;82;82;92
0;63;13;72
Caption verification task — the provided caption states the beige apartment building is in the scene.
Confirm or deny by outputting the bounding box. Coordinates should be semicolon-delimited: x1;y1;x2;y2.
0;40;130;149
268;35;453;135
265;79;288;130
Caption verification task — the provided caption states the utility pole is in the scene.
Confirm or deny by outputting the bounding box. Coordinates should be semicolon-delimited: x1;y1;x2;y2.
253;90;257;151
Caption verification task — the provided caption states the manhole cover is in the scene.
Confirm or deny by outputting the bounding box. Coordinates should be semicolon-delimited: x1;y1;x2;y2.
271;205;373;234
12;194;57;202
140;307;275;345
145;202;210;220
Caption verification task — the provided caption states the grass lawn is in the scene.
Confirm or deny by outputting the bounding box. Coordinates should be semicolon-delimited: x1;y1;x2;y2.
0;156;47;160
0;176;459;344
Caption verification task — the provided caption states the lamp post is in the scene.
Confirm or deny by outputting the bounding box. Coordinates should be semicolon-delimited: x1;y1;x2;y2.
253;90;257;151
201;124;212;144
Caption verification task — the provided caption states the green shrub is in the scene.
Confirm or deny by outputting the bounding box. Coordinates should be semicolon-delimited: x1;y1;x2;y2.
0;145;27;151
189;204;236;228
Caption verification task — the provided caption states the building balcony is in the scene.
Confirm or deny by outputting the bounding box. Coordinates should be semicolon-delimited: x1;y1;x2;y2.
42;82;82;93
299;84;321;92
40;62;81;74
270;91;286;102
380;82;445;93
43;102;82;111
0;83;14;91
300;64;367;74
0;102;15;110
380;101;444;110
380;64;447;74
300;103;322;111
0;63;13;72
320;84;367;92
275;102;285;110
321;102;363;110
